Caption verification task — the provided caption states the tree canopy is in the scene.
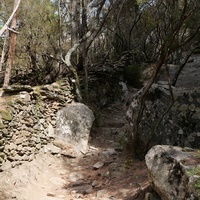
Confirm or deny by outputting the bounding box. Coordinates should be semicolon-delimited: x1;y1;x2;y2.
0;0;199;87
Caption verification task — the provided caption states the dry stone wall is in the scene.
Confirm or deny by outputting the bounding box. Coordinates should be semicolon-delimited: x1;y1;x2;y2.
0;78;74;171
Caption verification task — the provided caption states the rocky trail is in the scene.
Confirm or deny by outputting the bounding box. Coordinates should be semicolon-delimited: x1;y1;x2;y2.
0;102;149;200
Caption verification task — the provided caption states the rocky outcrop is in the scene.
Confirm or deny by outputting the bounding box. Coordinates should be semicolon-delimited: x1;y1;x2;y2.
145;145;200;200
0;78;74;171
127;83;200;150
55;103;95;156
144;84;200;148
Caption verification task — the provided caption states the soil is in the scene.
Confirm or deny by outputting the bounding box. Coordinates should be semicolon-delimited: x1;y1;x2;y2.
0;103;150;200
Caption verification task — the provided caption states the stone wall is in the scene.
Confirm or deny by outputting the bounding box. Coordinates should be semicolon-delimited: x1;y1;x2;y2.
0;78;74;171
139;84;200;149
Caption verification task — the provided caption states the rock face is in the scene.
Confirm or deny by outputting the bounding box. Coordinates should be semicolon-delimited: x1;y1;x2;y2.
145;145;200;200
127;84;200;149
56;103;95;156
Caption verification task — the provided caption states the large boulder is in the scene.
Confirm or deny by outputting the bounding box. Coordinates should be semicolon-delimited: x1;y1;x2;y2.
55;103;95;156
145;145;200;200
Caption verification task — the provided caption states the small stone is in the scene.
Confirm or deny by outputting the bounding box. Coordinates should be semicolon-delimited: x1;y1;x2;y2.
71;185;93;194
14;154;19;161
93;161;104;169
19;91;31;102
0;153;6;160
10;143;17;150
96;189;108;198
47;192;55;197
71;180;85;187
89;146;98;151
0;139;4;146
0;122;4;129
0;110;13;121
15;138;24;145
29;154;35;161
44;143;61;155
17;145;23;151
57;195;65;198
92;180;98;187
7;156;15;161
0;146;5;152
2;129;8;136
85;186;93;194
106;148;117;155
0;157;3;163
36;143;41;150
47;123;55;138
22;155;29;161
69;172;84;182
1;160;11;170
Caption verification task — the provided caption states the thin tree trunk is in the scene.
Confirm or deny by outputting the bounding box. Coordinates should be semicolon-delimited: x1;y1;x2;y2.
0;0;21;37
3;0;19;87
0;29;9;71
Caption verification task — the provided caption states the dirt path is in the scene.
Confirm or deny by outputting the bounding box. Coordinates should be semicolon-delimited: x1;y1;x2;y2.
0;103;149;200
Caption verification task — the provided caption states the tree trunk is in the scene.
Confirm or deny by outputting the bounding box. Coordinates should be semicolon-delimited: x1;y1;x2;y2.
0;0;21;37
0;29;9;71
3;0;19;87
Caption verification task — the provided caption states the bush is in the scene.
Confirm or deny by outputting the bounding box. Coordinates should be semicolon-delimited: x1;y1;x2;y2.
125;62;142;87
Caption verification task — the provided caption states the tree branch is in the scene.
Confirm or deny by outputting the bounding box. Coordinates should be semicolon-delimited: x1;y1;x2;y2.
0;0;21;37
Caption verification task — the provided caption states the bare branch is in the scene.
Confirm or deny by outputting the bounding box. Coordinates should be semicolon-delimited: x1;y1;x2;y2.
0;0;21;37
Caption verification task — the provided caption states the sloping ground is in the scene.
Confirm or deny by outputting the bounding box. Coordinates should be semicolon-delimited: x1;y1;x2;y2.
0;102;149;200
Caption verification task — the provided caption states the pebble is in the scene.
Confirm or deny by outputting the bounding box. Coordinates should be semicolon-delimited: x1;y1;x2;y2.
47;192;56;197
93;161;104;169
69;172;84;182
71;185;93;194
92;180;98;187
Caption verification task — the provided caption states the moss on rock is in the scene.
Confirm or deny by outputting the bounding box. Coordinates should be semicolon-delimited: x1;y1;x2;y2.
0;110;13;121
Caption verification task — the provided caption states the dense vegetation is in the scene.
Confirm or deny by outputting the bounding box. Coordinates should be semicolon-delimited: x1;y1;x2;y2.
1;0;200;157
1;0;200;88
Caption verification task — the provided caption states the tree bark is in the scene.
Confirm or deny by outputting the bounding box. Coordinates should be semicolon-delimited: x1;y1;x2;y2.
3;0;19;87
0;0;21;37
0;29;9;71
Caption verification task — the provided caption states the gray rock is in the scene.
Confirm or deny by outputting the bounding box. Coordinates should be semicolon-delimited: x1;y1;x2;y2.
56;103;95;156
3;85;33;92
1;160;11;170
47;123;55;138
92;180;98;187
0;153;6;160
71;185;93;194
96;189;108;198
69;172;84;182
145;145;200;200
19;91;31;102
47;192;56;197
93;161;104;169
44;143;61;154
127;84;200;151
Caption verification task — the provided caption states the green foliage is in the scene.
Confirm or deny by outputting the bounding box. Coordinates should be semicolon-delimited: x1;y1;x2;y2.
125;62;142;87
0;0;64;84
186;167;200;194
186;167;200;176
